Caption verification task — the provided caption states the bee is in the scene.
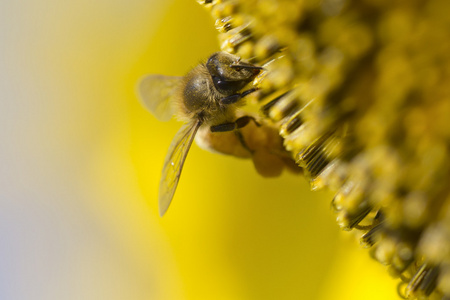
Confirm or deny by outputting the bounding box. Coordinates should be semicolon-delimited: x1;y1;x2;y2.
138;52;265;216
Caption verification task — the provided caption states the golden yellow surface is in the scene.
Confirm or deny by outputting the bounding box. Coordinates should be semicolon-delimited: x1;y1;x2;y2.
0;0;400;299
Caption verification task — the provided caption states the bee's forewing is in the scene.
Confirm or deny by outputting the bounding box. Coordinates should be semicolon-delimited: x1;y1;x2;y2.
159;121;202;216
137;74;182;121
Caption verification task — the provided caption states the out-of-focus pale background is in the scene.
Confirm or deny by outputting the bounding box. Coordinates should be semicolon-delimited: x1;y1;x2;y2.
0;0;400;299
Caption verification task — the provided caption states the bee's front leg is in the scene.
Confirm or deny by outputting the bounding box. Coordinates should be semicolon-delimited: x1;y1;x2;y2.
210;116;260;132
219;88;257;105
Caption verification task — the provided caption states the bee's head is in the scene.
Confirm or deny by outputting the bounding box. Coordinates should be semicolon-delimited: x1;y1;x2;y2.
182;52;262;115
206;52;262;96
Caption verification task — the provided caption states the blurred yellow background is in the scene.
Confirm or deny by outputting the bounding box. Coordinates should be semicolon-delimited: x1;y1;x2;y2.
0;0;400;299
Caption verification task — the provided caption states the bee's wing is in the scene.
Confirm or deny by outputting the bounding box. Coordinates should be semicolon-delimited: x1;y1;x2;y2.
137;74;182;121
159;121;202;216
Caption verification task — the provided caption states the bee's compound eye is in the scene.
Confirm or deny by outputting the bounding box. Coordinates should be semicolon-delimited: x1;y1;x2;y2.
212;76;245;93
212;76;226;89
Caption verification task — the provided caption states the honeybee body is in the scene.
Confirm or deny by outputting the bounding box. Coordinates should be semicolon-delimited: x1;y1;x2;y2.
138;51;297;216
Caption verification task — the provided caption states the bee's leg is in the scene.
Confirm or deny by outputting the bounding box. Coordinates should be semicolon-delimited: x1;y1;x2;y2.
235;130;252;153
210;122;236;132
220;88;257;105
235;115;260;128
209;123;253;152
210;116;260;152
210;116;259;132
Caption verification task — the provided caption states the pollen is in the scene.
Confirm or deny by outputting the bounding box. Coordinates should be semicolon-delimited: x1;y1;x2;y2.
199;0;450;299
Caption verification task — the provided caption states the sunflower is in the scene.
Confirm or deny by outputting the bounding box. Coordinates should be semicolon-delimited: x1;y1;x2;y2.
198;0;450;299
